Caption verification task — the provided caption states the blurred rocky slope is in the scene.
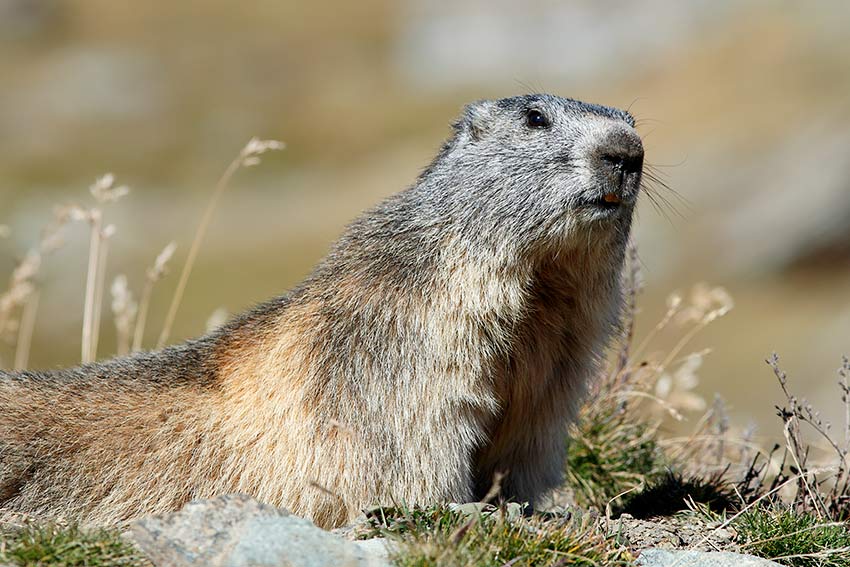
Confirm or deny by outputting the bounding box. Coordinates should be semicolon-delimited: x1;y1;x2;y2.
1;0;849;432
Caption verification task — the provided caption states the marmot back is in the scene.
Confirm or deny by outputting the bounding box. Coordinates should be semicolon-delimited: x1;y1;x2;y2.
0;94;644;529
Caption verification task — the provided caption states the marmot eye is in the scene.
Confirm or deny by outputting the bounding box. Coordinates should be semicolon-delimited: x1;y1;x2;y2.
526;109;549;129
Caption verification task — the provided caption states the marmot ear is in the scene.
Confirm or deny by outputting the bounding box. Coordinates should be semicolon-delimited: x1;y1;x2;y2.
455;100;496;141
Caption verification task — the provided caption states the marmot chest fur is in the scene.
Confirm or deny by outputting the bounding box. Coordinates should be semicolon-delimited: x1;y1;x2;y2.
0;94;644;528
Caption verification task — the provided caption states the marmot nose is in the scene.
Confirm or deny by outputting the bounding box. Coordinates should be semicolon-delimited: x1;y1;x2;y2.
597;130;644;176
593;127;644;195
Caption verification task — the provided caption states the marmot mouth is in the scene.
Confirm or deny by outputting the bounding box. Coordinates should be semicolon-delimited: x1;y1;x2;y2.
585;193;623;211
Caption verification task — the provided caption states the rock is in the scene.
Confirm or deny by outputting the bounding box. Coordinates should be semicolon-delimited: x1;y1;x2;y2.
129;494;391;567
331;511;376;541
638;548;784;567
352;538;395;560
612;514;740;553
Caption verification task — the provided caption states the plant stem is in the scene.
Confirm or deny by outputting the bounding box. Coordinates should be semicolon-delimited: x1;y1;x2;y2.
90;236;110;362
13;291;39;371
132;278;154;353
81;212;102;364
157;155;243;349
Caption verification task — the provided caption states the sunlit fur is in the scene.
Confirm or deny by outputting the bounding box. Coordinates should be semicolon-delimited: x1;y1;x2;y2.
0;94;642;529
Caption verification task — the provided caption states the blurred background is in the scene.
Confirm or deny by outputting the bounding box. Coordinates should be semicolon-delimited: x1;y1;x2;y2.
1;0;849;438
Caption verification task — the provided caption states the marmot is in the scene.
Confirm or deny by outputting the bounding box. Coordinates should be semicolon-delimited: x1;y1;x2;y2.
0;94;644;529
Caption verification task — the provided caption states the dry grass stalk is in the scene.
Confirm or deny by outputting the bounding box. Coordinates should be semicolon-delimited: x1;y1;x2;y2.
89;174;129;203
89;224;116;361
79;208;102;363
0;206;76;368
205;307;229;333
763;354;850;519
78;174;129;363
111;275;138;356
0;252;40;344
12;291;39;371
604;278;732;419
656;284;733;377
156;137;283;349
132;242;177;352
0;252;41;370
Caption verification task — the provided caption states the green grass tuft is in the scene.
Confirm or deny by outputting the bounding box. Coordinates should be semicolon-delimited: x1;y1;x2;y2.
736;508;850;567
0;523;150;567
358;505;467;540
377;505;633;567
565;401;667;510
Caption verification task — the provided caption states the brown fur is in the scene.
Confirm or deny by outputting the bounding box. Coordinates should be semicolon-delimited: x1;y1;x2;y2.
0;94;643;528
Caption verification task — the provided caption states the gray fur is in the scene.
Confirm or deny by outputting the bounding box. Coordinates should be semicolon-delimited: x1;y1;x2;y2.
0;94;643;527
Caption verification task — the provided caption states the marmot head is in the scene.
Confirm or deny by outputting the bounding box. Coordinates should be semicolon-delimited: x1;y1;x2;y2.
423;94;644;256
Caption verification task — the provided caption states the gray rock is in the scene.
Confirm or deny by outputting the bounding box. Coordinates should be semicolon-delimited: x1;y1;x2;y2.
129;494;391;567
638;548;784;567
611;514;740;554
352;538;395;560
